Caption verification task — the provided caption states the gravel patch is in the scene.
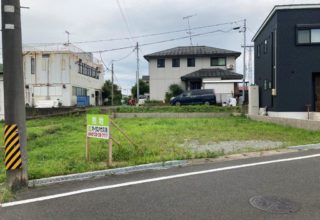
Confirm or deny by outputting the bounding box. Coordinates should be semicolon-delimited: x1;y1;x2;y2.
185;140;284;153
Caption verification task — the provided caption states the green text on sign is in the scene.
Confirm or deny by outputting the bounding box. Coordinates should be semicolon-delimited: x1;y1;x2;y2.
87;114;109;126
87;114;109;139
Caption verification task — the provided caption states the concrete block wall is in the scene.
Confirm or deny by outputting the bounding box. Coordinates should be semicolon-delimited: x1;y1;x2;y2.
248;114;320;131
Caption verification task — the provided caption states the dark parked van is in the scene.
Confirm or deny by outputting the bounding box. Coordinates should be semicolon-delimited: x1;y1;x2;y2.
170;89;216;106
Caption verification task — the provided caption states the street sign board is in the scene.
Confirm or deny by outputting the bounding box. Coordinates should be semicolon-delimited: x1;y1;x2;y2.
87;114;109;139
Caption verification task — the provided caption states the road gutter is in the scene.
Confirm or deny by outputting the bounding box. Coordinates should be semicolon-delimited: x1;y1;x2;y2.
28;160;188;187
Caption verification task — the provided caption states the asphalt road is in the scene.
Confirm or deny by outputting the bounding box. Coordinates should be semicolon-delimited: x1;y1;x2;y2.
2;149;320;220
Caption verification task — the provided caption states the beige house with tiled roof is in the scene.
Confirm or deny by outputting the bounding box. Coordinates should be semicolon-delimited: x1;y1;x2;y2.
144;46;243;102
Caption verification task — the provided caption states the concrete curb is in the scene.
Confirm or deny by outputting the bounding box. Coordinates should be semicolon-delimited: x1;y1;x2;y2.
28;160;188;187
288;143;320;150
248;114;320;131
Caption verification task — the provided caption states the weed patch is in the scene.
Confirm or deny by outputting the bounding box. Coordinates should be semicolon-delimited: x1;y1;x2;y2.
0;115;320;182
0;184;15;203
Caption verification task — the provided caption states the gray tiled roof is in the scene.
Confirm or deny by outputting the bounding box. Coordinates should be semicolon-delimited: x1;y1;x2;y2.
144;46;241;60
181;68;243;80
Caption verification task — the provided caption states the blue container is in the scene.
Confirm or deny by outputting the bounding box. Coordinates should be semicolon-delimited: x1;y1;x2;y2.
77;96;90;107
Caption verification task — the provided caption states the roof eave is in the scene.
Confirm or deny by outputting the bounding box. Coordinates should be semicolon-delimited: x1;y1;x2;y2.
221;76;243;80
252;4;320;42
144;52;241;60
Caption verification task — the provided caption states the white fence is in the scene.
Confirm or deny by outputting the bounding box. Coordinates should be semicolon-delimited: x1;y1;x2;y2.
215;93;235;104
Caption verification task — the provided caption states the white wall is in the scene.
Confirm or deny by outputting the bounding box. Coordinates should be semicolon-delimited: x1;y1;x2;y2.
203;82;234;103
267;112;309;120
204;83;234;94
149;56;237;100
69;55;104;106
23;52;104;106
24;53;71;106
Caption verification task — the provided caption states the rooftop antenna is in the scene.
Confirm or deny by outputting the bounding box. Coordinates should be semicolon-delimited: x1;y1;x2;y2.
183;14;197;46
65;30;70;46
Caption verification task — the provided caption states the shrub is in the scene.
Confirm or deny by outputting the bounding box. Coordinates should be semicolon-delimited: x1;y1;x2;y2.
165;84;183;103
144;100;167;106
169;84;184;97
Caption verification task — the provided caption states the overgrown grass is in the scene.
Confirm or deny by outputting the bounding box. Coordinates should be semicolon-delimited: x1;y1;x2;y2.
0;184;15;202
0;115;320;182
113;105;241;113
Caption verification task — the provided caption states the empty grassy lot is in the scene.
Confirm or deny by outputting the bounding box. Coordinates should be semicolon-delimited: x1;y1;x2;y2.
0;114;320;182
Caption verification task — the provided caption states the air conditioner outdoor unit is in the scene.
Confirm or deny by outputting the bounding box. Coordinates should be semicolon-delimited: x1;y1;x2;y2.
227;64;234;70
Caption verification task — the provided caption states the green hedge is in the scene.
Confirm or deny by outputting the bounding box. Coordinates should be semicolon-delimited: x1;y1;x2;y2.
114;105;241;113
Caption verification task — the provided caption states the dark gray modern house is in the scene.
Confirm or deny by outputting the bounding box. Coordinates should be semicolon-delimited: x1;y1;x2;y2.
253;4;320;113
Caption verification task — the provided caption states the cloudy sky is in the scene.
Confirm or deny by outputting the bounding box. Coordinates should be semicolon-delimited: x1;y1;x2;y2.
4;0;320;94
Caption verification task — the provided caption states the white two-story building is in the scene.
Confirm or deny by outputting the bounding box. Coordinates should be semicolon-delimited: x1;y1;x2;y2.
23;44;105;107
144;46;243;103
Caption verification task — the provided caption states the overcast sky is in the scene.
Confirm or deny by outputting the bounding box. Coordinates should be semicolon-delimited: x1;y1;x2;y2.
3;0;320;94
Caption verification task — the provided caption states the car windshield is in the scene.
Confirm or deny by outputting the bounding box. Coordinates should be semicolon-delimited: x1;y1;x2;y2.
182;92;191;97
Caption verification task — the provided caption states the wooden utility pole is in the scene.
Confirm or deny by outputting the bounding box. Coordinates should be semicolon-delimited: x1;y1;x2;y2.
111;62;114;106
108;120;112;166
136;42;140;102
242;19;247;103
2;0;28;189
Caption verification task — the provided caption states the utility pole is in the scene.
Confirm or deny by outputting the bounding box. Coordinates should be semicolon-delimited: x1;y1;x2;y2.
183;14;196;46
136;42;140;104
248;46;254;84
241;45;254;84
242;19;247;104
2;0;28;189
111;62;114;106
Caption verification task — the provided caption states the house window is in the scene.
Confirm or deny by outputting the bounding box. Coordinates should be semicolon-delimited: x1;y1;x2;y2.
78;62;99;79
187;57;195;67
31;57;36;74
311;29;320;43
172;58;180;67
211;57;226;66
72;86;87;96
157;59;165;68
297;29;310;43
297;27;320;44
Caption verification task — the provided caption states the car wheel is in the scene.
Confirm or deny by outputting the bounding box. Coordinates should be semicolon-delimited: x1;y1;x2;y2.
204;101;210;105
175;102;181;106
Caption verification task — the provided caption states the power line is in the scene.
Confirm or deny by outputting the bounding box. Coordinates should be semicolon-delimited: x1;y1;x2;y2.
22;27;237;56
94;27;236;54
115;0;135;46
23;19;244;47
99;51;111;72
99;49;135;73
112;48;135;62
114;71;121;87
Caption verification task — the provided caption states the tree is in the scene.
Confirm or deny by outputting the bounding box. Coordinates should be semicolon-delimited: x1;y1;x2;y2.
131;79;149;98
102;80;122;105
165;84;183;103
169;84;183;96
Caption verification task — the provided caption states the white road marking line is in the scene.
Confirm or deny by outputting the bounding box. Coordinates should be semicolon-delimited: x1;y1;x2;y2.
2;153;320;208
